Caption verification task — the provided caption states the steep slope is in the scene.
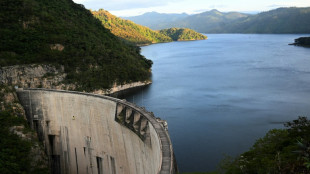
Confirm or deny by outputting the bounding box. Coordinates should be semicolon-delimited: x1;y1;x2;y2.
226;7;310;33
92;9;172;45
0;0;152;91
92;9;206;45
159;28;207;41
124;12;189;30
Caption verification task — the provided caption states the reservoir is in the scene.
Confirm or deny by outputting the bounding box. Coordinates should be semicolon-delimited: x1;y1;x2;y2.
123;34;310;172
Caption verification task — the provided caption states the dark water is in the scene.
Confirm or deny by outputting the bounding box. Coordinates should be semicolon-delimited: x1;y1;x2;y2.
124;34;310;172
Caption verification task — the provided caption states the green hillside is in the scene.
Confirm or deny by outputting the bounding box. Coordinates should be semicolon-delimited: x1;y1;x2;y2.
159;28;207;41
92;9;172;45
0;0;152;91
222;117;310;173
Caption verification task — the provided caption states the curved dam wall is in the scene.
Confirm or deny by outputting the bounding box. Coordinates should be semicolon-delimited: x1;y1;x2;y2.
17;88;177;174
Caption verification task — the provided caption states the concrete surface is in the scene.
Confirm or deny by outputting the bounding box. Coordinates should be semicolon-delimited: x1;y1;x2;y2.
17;88;177;174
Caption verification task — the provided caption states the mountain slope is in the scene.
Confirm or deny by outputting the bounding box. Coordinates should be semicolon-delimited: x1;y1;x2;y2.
126;7;310;33
0;0;152;91
125;10;249;31
92;9;206;45
174;9;250;33
92;9;172;45
159;28;207;41
226;7;310;33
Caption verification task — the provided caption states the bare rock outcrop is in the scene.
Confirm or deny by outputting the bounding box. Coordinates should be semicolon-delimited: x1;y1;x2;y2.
0;64;75;90
0;64;150;95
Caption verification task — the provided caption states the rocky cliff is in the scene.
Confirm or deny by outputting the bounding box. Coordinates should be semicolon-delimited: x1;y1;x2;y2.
0;64;72;89
0;64;151;95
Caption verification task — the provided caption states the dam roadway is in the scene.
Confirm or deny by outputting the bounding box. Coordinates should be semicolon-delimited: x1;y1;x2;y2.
17;88;177;174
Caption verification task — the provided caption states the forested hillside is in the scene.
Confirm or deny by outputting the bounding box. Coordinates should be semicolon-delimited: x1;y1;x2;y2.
0;0;152;91
92;9;206;45
159;28;207;41
92;9;172;45
222;117;310;173
226;7;310;33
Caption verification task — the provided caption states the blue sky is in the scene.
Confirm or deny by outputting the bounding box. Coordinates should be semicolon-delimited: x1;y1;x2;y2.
73;0;310;16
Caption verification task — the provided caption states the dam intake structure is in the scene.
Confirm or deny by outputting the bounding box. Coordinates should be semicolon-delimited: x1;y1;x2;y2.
17;88;177;174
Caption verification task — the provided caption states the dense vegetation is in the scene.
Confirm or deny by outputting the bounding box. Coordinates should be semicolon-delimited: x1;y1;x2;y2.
92;9;206;45
159;28;207;41
0;0;152;91
292;37;310;47
92;9;172;45
0;85;49;173
221;117;310;174
127;7;310;33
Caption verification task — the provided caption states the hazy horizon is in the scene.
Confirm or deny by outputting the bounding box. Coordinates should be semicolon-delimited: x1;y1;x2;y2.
72;0;310;17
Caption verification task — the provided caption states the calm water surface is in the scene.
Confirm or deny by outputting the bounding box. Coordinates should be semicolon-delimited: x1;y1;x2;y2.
124;34;310;172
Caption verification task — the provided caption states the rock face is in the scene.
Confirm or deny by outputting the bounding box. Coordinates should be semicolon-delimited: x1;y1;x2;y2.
0;64;150;94
93;81;152;95
0;64;74;90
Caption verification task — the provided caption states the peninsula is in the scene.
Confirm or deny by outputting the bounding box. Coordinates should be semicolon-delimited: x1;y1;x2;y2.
290;37;310;47
92;9;206;45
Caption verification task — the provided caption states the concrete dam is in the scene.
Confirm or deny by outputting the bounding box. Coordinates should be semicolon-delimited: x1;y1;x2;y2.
17;88;177;174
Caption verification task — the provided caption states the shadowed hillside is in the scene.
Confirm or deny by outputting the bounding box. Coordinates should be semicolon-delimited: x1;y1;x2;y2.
0;0;153;91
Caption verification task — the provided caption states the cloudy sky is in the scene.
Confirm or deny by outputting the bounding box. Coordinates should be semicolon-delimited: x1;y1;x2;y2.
72;0;310;16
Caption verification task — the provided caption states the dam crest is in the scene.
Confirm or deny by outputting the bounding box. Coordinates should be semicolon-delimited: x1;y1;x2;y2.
17;88;177;174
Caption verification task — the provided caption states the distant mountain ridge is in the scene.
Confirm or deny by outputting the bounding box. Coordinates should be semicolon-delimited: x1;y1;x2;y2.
173;9;250;33
125;10;250;31
124;12;189;30
226;7;310;33
126;7;310;33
